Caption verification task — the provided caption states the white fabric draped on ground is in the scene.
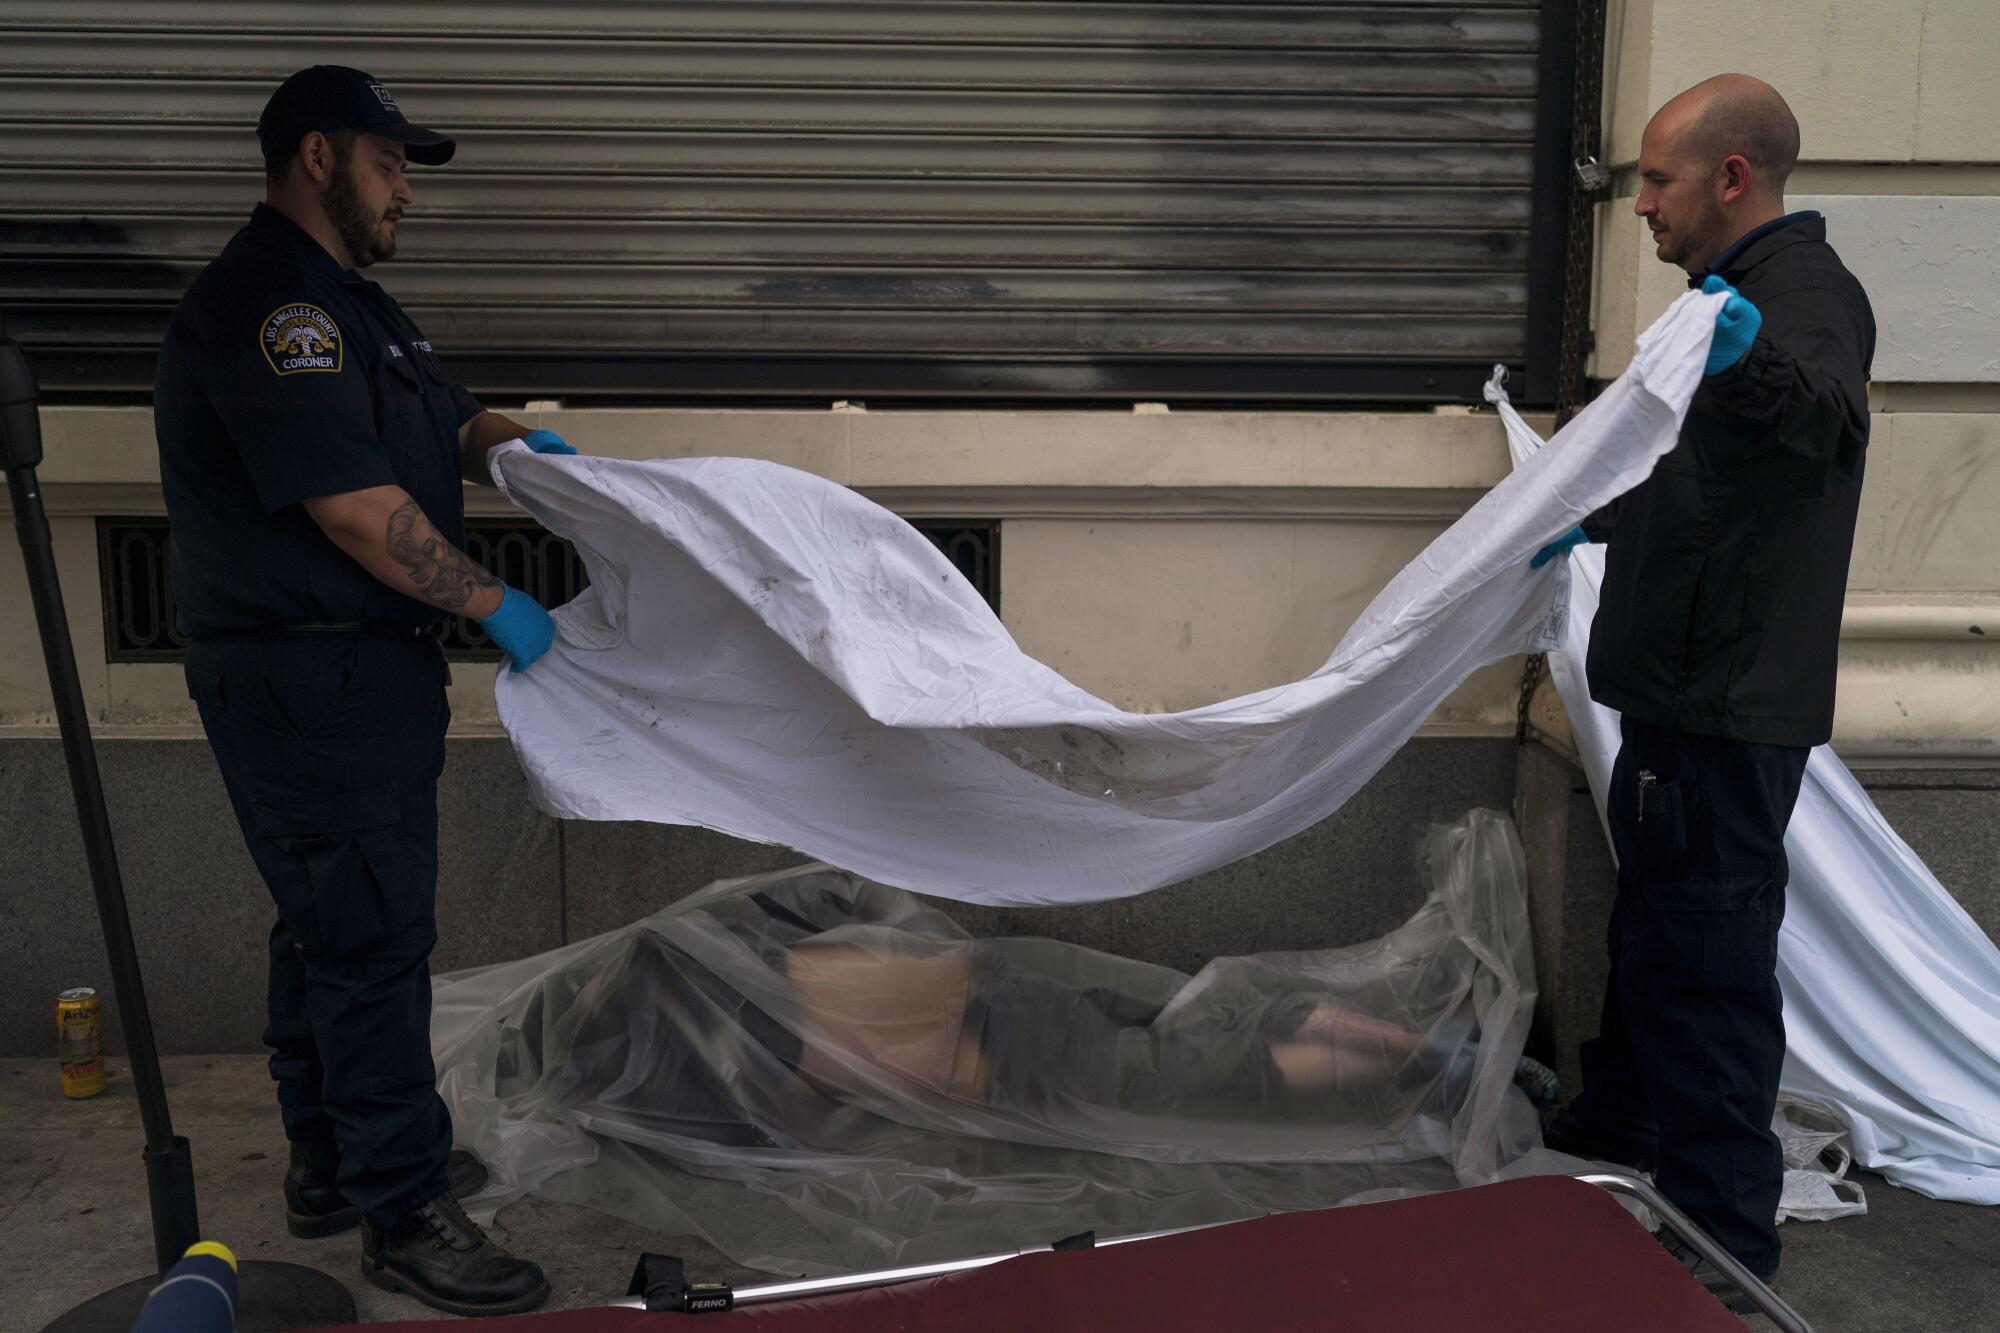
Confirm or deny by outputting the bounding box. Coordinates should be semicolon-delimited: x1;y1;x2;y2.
1484;373;2000;1205
489;289;1723;907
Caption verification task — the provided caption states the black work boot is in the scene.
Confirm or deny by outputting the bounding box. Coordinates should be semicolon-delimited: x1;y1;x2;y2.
285;1140;492;1239
284;1138;353;1239
361;1192;550;1316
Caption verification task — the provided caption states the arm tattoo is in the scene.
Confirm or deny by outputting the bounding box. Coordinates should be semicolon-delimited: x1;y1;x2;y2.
385;498;497;611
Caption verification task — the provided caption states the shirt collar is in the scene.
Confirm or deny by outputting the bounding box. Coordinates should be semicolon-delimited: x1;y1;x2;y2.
247;203;363;285
1689;210;1823;288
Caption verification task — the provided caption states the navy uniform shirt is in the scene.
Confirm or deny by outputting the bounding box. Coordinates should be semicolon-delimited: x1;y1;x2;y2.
154;203;484;636
1689;208;1823;288
1584;213;1874;746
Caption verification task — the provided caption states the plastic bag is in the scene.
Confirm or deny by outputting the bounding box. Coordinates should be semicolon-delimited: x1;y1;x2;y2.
1776;1096;1868;1223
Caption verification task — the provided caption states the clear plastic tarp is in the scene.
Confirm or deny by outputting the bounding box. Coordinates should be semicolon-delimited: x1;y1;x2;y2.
435;810;1573;1274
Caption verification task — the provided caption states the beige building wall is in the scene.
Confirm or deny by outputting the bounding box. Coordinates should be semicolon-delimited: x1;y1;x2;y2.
1589;0;1999;759
3;0;1993;760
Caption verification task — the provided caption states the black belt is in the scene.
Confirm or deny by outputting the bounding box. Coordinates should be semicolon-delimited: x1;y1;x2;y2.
193;621;434;641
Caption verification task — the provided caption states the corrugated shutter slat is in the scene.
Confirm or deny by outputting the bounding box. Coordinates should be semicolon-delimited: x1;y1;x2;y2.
0;0;1556;401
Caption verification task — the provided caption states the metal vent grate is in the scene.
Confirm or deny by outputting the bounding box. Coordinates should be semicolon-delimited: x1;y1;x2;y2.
98;516;998;662
98;518;180;661
438;519;595;658
913;521;1001;619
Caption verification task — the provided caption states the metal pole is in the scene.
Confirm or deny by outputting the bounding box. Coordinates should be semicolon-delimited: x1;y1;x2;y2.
610;1223;1215;1311
1;336;199;1274
8;336;356;1329
619;1181;1813;1327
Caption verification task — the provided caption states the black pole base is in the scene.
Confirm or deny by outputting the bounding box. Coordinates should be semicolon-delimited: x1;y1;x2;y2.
38;1261;357;1333
143;1136;201;1273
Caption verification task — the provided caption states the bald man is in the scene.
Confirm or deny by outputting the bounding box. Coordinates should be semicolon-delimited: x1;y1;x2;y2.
1544;75;1875;1300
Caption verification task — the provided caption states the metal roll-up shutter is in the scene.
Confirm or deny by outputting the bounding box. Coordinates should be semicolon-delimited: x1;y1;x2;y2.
0;1;1574;404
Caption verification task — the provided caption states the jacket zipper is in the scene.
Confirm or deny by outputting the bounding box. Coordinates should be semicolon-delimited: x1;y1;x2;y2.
1637;769;1657;823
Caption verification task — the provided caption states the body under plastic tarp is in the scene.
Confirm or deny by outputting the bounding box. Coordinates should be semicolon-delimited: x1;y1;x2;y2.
434;811;1573;1275
486;293;1724;907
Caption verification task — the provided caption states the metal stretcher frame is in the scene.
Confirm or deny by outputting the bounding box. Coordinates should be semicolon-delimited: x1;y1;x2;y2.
1579;1172;1811;1332
611;1172;1813;1331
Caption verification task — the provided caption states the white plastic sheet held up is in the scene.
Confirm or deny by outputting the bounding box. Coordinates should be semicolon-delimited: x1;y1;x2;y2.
490;290;1724;908
1484;373;2000;1206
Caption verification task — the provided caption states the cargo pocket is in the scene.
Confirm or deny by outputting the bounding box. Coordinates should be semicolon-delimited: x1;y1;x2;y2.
1632;770;1690;878
1636;872;1781;995
250;792;407;964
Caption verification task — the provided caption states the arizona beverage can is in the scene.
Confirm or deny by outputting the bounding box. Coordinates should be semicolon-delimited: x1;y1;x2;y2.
58;987;106;1098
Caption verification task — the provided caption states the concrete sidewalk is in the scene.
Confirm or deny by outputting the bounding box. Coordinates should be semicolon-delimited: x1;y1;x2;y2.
4;1057;1994;1331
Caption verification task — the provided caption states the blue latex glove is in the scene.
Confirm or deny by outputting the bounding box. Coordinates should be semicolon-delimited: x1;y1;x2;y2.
477;584;555;672
522;428;577;455
1701;274;1762;374
1531;525;1589;569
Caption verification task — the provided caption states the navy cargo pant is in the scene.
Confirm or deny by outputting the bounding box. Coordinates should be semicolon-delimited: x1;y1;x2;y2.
1568;715;1809;1276
186;630;452;1226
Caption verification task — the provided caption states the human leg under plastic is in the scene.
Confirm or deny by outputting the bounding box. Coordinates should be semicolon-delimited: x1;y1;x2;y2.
781;933;1440;1117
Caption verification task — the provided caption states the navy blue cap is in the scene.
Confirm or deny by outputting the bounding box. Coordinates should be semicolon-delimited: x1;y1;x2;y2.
258;65;456;166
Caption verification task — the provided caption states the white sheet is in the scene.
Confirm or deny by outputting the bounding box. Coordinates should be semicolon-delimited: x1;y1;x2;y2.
1484;371;2000;1205
487;290;1721;907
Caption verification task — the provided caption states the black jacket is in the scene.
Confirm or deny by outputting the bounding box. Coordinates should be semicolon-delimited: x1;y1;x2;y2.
1583;216;1875;748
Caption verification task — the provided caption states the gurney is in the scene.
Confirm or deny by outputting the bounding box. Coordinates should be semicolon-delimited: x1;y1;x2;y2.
305;1174;1809;1331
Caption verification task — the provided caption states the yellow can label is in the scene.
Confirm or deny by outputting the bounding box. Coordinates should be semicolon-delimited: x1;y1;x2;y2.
61;1059;106;1099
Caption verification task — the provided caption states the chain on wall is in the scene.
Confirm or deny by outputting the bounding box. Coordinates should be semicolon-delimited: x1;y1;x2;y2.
1521;0;1609;743
1514;650;1547;744
1556;0;1610;430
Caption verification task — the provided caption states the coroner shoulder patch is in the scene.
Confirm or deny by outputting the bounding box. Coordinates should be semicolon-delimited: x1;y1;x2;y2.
260;303;344;375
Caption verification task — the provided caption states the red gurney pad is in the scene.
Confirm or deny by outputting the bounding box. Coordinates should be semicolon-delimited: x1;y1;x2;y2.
313;1176;1745;1331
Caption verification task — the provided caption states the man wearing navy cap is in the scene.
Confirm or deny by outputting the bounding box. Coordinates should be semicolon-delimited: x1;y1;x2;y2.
154;66;568;1315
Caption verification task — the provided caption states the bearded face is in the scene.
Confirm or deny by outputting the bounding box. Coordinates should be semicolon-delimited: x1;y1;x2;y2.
323;141;402;269
1644;176;1729;270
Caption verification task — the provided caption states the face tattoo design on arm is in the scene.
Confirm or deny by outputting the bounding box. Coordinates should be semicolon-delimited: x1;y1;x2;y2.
385;497;497;610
